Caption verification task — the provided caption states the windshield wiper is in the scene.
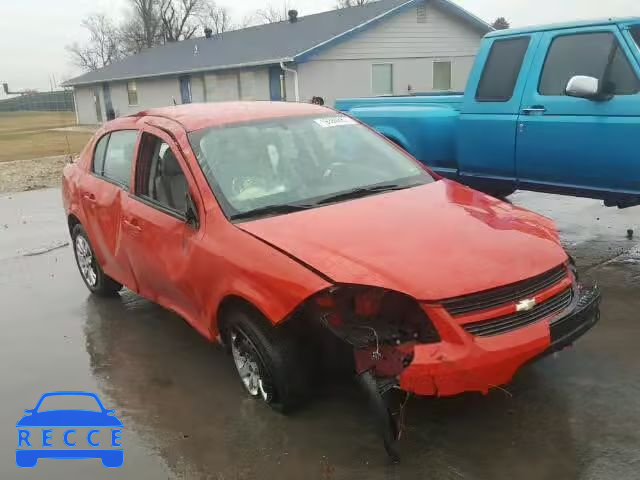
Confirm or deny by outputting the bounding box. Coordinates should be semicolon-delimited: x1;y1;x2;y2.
314;183;415;205
230;203;314;221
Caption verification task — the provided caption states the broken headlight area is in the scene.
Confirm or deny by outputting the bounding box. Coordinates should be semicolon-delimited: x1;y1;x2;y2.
308;285;440;378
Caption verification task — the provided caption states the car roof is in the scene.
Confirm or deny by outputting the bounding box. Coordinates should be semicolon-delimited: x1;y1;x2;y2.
113;101;333;133
486;17;640;38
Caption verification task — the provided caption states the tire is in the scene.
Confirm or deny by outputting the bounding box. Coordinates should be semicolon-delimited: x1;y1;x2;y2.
486;188;516;200
225;307;311;414
71;224;122;296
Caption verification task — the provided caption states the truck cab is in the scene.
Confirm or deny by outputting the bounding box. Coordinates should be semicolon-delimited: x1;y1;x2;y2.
336;18;640;207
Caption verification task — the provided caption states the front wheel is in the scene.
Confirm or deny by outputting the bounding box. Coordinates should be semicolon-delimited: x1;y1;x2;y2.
225;308;311;414
72;224;122;296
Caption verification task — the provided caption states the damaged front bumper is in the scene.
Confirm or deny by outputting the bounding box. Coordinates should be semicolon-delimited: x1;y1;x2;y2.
399;284;601;397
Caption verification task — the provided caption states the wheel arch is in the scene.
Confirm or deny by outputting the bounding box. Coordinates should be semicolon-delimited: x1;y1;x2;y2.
215;295;274;345
67;213;82;235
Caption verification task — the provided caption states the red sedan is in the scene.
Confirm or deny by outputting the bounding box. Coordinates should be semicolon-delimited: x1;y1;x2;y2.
62;102;600;459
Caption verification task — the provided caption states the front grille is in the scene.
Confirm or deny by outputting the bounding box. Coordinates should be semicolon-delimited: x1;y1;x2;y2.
463;288;573;337
442;265;567;317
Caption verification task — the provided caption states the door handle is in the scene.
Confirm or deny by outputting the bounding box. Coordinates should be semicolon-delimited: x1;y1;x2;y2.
83;193;96;203
123;219;142;233
522;106;547;115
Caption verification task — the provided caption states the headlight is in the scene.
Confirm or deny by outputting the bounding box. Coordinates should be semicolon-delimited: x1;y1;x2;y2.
310;285;440;348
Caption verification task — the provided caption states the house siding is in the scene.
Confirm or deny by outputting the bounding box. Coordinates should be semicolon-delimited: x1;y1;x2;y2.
296;1;482;105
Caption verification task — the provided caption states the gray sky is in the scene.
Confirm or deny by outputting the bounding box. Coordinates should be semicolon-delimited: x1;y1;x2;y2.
1;0;639;96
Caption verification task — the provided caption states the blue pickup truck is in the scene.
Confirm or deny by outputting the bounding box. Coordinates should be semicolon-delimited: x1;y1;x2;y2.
336;18;640;208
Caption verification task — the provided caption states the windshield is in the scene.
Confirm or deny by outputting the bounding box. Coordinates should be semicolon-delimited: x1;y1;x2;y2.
189;114;434;220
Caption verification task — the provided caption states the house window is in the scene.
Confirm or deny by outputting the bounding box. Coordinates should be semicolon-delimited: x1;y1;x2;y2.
372;64;393;96
433;61;452;90
127;81;138;106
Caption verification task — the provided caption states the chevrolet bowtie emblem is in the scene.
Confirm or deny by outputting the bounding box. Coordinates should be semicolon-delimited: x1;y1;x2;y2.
516;298;537;312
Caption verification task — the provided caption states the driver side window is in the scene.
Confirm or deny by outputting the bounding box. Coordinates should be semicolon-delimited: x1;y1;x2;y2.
135;133;189;214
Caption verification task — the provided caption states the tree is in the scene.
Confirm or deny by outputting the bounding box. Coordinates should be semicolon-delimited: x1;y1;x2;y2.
68;0;236;71
200;2;233;34
491;17;510;30
66;14;122;71
160;0;206;42
253;1;296;24
336;0;373;8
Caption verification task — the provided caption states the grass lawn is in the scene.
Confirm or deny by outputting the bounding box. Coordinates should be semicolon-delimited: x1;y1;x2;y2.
0;111;94;162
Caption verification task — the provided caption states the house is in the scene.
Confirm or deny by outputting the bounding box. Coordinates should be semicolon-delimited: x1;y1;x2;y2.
64;0;491;124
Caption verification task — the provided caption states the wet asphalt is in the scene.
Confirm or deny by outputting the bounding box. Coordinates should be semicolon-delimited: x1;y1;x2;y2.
0;188;639;480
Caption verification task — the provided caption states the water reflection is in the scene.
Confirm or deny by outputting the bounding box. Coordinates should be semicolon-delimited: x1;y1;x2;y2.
83;292;581;479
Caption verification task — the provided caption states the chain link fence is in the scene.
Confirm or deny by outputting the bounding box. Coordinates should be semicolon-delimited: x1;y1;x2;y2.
0;90;75;113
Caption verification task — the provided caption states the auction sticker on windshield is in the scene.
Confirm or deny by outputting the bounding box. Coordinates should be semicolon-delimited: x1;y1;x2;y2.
15;391;123;468
314;116;358;128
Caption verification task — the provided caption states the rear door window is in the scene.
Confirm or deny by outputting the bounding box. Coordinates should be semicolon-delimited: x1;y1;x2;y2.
102;130;138;188
475;36;531;102
539;32;640;96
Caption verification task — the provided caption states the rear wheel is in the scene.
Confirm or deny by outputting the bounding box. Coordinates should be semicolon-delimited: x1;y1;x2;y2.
225;308;311;413
72;224;122;296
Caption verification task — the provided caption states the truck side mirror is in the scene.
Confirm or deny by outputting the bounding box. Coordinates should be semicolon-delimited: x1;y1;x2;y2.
565;75;606;101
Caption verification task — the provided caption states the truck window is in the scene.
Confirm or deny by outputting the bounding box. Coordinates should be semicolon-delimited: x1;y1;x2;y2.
631;26;640;50
539;32;640;96
475;36;530;102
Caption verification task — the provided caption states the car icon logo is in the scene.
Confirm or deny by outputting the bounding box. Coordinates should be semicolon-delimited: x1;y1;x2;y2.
516;298;537;312
15;391;123;468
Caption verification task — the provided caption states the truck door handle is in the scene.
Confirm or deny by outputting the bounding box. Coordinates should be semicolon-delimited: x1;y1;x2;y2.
522;106;547;115
83;193;96;203
123;219;142;233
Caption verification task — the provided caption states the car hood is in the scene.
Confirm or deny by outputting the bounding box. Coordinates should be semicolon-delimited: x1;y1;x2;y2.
238;180;567;301
16;410;123;427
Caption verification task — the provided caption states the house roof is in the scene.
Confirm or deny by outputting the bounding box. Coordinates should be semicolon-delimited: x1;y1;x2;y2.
64;0;491;87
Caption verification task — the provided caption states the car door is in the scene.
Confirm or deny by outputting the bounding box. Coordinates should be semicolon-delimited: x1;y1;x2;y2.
457;33;538;192
120;127;204;324
78;130;139;289
516;26;640;196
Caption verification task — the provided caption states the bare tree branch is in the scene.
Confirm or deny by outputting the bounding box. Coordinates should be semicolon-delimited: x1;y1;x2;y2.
161;0;206;42
336;0;373;8
66;14;122;71
200;2;233;34
253;1;296;24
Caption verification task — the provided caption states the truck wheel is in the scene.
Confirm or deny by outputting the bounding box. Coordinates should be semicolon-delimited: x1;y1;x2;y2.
225;308;311;414
72;224;122;296
490;188;516;199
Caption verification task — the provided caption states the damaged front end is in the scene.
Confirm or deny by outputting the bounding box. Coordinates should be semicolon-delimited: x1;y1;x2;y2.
300;271;601;462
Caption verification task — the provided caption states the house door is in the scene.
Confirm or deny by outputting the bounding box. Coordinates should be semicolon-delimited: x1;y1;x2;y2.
269;66;283;101
179;76;192;104
102;83;114;120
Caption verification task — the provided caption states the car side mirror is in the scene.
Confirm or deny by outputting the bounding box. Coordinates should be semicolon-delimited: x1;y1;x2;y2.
185;194;199;229
565;75;609;101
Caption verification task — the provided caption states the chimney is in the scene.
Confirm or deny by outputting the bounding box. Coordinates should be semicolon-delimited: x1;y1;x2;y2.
288;10;298;23
204;27;213;39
